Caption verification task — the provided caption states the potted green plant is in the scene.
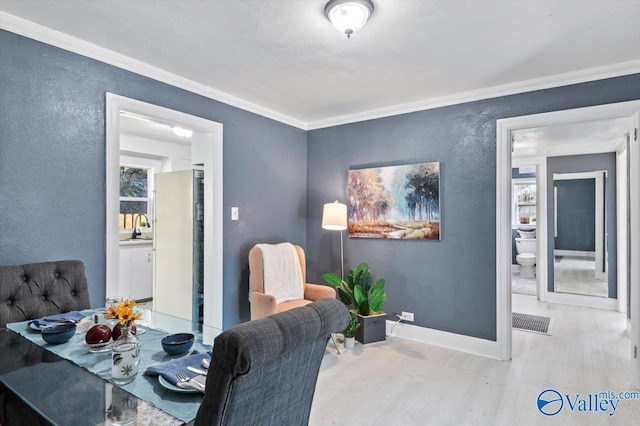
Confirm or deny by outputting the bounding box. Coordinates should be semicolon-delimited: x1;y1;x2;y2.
342;310;360;349
323;263;387;344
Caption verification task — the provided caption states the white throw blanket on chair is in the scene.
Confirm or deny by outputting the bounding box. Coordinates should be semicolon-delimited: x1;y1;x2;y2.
256;243;304;304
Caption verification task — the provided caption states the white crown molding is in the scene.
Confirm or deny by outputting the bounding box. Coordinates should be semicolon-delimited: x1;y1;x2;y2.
0;12;308;130
307;60;640;130
2;11;638;132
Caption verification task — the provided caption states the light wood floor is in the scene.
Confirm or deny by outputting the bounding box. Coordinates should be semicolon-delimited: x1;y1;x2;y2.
554;256;608;298
512;270;536;296
311;294;639;425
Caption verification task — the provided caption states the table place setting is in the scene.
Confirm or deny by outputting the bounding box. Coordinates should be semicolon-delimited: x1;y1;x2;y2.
4;299;221;424
28;310;91;331
144;352;210;393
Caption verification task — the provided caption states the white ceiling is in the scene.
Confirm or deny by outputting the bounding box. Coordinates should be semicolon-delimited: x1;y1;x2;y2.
1;1;639;129
512;117;631;158
119;113;197;145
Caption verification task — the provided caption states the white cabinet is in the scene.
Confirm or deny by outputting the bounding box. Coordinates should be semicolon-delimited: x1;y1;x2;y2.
119;243;153;301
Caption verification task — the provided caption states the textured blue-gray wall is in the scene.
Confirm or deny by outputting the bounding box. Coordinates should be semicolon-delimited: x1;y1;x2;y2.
2;29;639;338
307;75;640;341
0;31;307;327
547;153;617;297
554;179;596;251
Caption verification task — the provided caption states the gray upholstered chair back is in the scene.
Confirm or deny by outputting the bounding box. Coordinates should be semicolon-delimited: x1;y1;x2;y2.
195;298;348;426
0;260;91;328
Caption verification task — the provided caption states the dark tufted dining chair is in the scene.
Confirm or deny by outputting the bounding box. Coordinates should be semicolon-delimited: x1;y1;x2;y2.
0;260;91;425
0;331;52;425
0;260;91;328
194;298;348;426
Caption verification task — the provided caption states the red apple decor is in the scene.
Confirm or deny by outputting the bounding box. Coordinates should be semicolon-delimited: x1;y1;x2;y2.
112;323;137;341
85;324;112;345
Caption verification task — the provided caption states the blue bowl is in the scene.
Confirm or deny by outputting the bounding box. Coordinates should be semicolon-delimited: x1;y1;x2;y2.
42;323;76;345
161;333;195;355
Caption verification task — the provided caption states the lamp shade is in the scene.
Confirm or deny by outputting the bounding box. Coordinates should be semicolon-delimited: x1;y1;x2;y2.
322;201;347;231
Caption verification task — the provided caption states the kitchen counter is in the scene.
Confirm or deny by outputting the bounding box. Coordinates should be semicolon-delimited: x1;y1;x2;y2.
119;238;153;246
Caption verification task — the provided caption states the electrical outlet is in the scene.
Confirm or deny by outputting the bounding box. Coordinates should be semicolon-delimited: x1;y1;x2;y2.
401;311;414;322
231;207;239;221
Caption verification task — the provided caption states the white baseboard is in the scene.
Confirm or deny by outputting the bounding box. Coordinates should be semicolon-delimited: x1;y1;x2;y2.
554;250;595;258
386;320;501;360
512;264;520;272
546;292;617;310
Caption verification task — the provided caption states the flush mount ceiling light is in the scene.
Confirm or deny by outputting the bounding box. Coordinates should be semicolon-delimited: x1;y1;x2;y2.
324;0;374;39
172;126;193;138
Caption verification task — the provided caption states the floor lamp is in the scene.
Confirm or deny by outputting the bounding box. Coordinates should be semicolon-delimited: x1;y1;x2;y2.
322;200;348;280
322;200;348;354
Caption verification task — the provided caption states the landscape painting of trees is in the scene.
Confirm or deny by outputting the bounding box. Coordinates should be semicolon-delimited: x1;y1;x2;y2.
348;162;440;240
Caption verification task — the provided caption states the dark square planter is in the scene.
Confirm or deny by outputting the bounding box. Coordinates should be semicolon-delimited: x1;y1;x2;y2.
355;312;386;344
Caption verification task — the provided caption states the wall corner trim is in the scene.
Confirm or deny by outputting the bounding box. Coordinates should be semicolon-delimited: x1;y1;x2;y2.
306;61;640;130
2;11;638;132
386;321;502;360
0;11;308;131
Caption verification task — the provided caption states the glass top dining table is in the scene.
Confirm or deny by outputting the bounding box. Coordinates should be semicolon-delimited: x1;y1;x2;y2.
0;308;222;426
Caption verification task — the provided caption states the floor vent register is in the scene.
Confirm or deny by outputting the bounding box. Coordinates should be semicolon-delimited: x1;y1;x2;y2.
512;312;552;335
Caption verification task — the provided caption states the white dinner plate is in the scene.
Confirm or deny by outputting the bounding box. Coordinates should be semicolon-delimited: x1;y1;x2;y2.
29;321;49;331
29;321;73;331
158;375;199;393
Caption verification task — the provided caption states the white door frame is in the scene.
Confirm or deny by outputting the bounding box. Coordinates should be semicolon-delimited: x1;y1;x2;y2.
616;143;629;316
630;110;640;388
105;93;224;330
496;100;640;365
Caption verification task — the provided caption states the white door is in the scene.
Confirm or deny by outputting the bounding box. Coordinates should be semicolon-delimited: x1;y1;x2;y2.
153;170;194;321
594;171;606;282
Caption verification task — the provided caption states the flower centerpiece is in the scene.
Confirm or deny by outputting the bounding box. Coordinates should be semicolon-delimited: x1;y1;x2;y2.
105;299;142;385
104;299;142;327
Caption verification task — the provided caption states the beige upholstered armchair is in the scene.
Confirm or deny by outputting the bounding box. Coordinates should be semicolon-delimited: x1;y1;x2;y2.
248;244;336;320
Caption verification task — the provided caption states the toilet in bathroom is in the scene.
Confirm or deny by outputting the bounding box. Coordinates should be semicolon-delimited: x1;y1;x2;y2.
515;237;537;278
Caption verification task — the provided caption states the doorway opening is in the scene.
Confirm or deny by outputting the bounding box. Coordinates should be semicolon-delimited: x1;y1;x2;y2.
495;101;640;387
552;170;608;297
105;94;224;329
510;165;538;298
